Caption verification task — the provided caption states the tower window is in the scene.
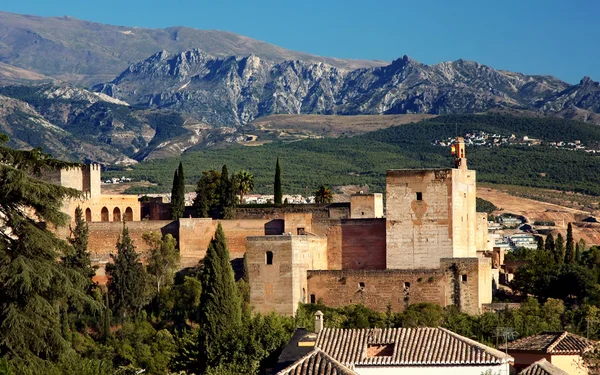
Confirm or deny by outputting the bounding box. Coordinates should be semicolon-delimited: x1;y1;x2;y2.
416;192;423;201
266;251;273;265
461;274;467;282
404;282;410;289
359;282;365;290
310;294;316;304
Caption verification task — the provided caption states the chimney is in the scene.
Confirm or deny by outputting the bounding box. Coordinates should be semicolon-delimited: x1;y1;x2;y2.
314;310;324;334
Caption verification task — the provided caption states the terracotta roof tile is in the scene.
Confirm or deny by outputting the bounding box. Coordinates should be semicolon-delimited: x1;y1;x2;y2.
276;349;359;375
315;327;512;366
507;332;595;354
519;359;569;375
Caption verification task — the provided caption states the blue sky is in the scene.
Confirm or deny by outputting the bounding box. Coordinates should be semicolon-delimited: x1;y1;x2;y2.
2;0;598;83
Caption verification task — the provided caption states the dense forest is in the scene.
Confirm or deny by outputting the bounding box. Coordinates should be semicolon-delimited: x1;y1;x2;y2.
106;114;600;196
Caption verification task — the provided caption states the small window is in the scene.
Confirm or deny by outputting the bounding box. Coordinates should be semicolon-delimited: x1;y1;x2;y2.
461;274;467;282
310;294;316;304
359;282;365;289
416;192;423;201
266;251;274;265
404;282;410;289
297;227;306;235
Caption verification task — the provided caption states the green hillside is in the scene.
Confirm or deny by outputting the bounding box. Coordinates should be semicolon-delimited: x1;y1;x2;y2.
107;114;600;195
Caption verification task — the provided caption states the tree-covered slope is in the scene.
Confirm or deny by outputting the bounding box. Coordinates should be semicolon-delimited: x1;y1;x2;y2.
106;114;600;195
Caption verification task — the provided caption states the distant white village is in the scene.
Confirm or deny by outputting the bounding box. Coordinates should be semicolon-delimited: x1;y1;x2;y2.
433;130;600;153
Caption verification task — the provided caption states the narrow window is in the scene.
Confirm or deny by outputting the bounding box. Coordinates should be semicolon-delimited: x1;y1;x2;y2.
310;294;316;304
461;274;467;282
302;288;306;303
297;227;306;235
359;282;365;290
85;208;92;222
266;251;274;265
416;192;423;201
404;282;410;289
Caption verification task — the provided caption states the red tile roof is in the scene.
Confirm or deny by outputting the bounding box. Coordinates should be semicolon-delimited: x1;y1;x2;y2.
519;359;569;375
316;327;512;366
507;332;595;354
276;349;358;375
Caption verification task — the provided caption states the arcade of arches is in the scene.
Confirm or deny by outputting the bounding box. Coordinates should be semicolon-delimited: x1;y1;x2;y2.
67;194;141;222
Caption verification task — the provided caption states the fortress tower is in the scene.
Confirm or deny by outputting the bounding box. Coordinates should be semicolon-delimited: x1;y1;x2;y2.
385;137;477;269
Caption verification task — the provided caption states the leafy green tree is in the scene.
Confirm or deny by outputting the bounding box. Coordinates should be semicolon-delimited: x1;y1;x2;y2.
0;135;96;362
566;222;575;264
106;224;148;319
193;170;221;218
555;233;566;264
197;224;242;372
274;157;282;206
234;170;254;205
63;206;96;291
170;162;185;220
142;232;180;295
400;303;444;327
314;185;334;204
576;238;586;264
218;165;235;219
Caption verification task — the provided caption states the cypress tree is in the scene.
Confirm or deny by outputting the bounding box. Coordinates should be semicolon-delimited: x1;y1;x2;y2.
63;206;96;290
0;134;96;361
555;233;565;264
565;222;575;264
536;236;545;252
545;233;555;254
274;157;282;206
170;162;186;220
218;165;234;219
106;223;147;319
197;224;242;371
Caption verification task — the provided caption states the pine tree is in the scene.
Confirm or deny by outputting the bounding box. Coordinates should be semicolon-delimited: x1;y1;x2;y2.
106;223;148;319
197;224;242;372
170;162;186;220
565;222;575;264
555;233;565;264
274;157;282;206
0;135;96;361
63;206;96;291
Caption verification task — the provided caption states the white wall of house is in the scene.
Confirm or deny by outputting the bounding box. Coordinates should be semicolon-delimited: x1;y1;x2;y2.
355;363;510;375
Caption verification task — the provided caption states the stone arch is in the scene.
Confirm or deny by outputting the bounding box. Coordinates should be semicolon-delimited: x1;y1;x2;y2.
113;207;121;222
85;208;92;222
124;207;133;221
101;207;109;222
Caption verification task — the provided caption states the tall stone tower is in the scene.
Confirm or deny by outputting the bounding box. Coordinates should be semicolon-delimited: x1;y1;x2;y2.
385;137;477;269
82;164;101;197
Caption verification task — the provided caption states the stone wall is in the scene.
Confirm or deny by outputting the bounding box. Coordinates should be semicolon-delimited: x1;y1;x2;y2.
475;212;489;251
307;257;490;314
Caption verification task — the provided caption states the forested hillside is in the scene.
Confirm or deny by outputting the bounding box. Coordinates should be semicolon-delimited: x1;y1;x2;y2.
108;114;600;196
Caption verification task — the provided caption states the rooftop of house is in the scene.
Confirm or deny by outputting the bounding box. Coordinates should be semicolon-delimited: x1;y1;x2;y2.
519;358;570;375
506;331;595;354
315;327;513;367
273;329;318;373
276;348;359;375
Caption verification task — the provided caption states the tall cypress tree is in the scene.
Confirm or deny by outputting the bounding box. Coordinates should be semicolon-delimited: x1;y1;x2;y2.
274;157;282;206
545;233;555;254
536;236;545;252
63;206;96;290
197;224;242;372
0;134;96;361
218;165;234;219
555;233;565;264
106;223;147;319
565;222;575;264
170;162;186;220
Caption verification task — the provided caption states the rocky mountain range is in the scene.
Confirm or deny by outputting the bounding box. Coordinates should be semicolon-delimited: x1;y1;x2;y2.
93;49;600;127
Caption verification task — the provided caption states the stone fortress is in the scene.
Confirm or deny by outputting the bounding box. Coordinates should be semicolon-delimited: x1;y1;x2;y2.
48;137;495;315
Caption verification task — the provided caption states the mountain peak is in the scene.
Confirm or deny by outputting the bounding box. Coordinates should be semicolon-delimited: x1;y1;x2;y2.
580;76;597;86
